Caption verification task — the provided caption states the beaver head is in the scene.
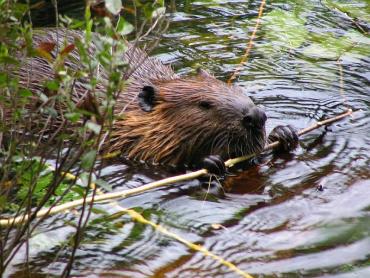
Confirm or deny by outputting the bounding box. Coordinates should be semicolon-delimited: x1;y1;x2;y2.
108;69;267;166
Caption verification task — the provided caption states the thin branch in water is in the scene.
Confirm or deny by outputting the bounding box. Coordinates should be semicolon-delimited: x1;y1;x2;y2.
228;0;266;84
123;207;254;278
92;174;254;278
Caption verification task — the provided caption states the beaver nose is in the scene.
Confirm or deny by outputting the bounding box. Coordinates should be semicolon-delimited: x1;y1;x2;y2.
242;108;267;129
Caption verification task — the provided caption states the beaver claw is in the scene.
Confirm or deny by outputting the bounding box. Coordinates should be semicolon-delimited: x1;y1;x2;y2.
268;125;299;152
202;155;226;176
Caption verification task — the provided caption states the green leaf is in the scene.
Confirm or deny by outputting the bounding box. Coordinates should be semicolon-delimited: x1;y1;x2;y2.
105;0;122;15
86;121;101;135
152;7;166;18
81;150;97;170
0;195;7;210
75;39;89;64
95;179;112;191
37;92;49;103
17;170;53;203
79;172;95;187
44;107;58;118
91;207;109;215
19;88;33;97
0;56;20;65
71;185;85;197
116;17;134;36
85;20;93;43
0;72;7;86
65;112;81;122
85;4;91;21
45;80;59;91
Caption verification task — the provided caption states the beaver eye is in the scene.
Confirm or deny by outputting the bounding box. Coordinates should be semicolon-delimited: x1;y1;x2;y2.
199;101;213;110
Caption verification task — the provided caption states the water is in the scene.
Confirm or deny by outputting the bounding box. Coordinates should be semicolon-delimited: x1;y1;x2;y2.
7;0;370;277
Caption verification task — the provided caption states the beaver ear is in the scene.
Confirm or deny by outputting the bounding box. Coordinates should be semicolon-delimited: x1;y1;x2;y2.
138;85;157;112
197;68;215;79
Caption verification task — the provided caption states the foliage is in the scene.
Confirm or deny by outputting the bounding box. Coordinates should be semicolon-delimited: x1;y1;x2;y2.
0;0;166;276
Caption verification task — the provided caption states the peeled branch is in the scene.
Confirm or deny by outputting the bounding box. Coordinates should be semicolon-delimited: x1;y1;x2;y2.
0;109;353;227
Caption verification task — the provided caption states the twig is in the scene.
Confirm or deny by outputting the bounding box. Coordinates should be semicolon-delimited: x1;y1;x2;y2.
0;109;353;227
227;108;353;166
227;0;266;84
297;109;352;136
123;208;253;278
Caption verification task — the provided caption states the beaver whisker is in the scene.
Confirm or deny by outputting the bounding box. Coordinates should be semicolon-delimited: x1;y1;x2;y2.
245;134;252;155
250;129;261;153
235;136;243;157
238;135;248;157
239;136;246;157
248;129;265;155
227;131;233;159
232;135;241;157
210;132;222;154
212;136;226;156
248;129;254;154
187;126;212;148
203;131;225;154
244;134;252;155
210;131;228;155
241;136;247;157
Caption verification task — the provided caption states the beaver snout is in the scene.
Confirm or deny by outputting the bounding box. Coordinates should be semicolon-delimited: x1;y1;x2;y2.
242;107;267;130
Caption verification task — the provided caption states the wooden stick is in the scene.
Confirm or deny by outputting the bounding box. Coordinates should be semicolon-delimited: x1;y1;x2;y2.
297;108;352;136
0;109;353;227
92;185;254;277
122;208;254;278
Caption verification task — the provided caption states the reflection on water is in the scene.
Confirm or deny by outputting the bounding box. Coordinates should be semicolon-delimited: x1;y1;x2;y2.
9;0;370;277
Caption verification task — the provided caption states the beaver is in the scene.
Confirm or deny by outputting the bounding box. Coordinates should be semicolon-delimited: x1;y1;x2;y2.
8;28;298;175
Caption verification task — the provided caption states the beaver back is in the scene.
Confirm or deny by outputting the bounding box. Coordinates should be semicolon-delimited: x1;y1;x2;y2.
7;29;266;166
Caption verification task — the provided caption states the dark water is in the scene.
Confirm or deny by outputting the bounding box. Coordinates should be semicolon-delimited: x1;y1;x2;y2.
7;0;370;277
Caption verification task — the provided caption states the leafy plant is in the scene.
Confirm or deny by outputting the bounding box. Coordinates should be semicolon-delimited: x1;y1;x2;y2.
0;0;167;276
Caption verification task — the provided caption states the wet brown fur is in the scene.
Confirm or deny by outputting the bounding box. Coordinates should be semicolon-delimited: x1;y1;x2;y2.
8;29;266;166
110;75;266;165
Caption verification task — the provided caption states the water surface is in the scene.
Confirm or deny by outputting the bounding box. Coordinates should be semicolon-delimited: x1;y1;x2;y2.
8;0;370;277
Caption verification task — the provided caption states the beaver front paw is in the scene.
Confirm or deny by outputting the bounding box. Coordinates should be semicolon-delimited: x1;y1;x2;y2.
202;155;226;176
268;125;299;152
